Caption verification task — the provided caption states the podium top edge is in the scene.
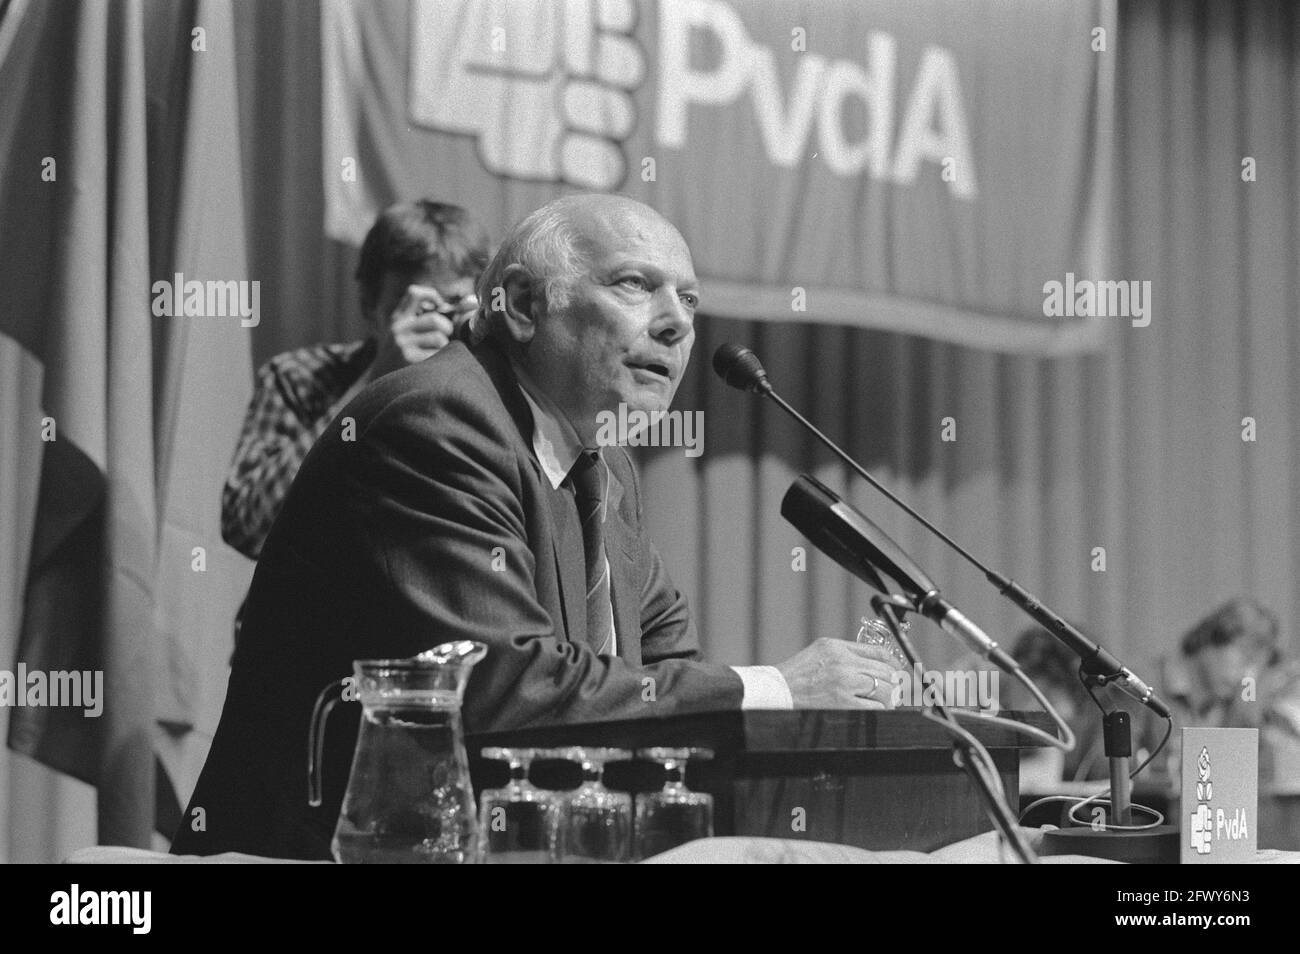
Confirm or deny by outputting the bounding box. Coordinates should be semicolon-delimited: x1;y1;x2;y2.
468;709;1057;753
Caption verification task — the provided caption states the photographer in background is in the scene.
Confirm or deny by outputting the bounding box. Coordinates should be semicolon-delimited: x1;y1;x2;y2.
220;200;491;561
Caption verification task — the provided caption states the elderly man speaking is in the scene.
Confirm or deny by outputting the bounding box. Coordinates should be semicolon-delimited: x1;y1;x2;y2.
174;195;896;859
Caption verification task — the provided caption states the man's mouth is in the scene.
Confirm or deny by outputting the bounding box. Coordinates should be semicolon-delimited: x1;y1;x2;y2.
627;360;674;381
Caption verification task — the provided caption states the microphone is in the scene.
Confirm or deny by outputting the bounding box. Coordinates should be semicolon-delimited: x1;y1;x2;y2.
712;343;772;395
781;474;1019;674
989;576;1169;717
719;343;1171;719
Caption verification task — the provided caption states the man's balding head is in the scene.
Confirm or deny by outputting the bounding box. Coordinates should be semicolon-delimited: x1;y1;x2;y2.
476;194;700;442
476;194;688;318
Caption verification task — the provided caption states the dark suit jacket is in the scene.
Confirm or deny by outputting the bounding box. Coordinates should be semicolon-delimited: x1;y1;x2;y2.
172;338;742;858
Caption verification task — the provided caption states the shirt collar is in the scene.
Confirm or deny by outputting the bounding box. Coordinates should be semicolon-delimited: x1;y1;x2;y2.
513;370;588;491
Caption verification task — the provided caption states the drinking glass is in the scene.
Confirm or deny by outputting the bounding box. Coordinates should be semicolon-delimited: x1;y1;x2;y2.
857;615;911;668
635;747;714;859
546;747;633;863
476;747;560;864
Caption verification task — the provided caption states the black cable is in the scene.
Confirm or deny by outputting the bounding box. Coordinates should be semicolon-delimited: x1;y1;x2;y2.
872;594;1038;864
1077;664;1174;783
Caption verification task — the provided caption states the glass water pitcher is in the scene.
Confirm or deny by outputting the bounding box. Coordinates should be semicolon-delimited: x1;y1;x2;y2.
307;640;487;863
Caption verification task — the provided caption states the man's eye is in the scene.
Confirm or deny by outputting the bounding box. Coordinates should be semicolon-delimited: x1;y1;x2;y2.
680;293;699;310
618;276;649;291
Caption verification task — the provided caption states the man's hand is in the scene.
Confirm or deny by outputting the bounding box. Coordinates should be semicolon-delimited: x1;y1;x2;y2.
776;638;901;709
370;285;470;379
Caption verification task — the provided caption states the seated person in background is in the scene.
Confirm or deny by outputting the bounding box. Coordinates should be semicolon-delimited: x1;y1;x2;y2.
1158;596;1300;788
174;194;898;859
220;199;491;560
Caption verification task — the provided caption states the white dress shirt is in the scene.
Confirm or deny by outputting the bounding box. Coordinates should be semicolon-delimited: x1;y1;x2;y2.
512;374;793;710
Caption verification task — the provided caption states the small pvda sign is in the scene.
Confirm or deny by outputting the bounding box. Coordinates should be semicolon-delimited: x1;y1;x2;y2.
1180;727;1257;864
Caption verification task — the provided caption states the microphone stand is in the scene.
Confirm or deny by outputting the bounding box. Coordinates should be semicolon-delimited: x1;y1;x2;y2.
869;592;1038;864
720;346;1175;860
747;377;1169;720
1030;674;1180;862
1103;711;1133;826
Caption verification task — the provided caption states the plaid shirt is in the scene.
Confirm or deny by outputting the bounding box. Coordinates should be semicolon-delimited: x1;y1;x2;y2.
221;338;377;559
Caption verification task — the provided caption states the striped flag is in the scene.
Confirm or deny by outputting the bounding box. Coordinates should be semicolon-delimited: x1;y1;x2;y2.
0;0;253;849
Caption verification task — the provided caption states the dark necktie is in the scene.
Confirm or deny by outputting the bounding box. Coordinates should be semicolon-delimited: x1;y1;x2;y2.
566;450;614;655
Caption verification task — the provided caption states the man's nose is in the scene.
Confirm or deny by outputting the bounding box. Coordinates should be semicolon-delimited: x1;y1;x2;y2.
650;289;694;344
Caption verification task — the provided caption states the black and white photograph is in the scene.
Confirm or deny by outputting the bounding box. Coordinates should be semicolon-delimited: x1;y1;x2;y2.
0;0;1296;923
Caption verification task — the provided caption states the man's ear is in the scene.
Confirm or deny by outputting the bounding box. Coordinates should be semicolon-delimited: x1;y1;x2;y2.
497;264;541;344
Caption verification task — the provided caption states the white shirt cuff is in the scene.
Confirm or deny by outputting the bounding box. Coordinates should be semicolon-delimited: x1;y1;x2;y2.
731;665;794;710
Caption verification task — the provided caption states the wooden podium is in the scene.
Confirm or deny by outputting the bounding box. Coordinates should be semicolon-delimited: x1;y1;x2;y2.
469;709;1053;852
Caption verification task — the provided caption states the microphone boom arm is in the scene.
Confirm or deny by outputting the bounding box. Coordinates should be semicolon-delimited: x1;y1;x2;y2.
716;343;1171;721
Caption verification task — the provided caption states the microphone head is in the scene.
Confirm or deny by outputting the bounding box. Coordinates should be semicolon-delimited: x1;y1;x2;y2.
712;343;772;394
781;475;936;598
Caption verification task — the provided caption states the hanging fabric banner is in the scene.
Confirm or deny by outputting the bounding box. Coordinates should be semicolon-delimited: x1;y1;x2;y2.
324;0;1115;352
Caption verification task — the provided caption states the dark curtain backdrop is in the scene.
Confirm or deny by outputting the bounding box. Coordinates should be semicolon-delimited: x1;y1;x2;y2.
231;0;1299;680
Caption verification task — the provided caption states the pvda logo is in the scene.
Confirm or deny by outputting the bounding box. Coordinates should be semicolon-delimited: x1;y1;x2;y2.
1189;746;1213;855
408;0;644;190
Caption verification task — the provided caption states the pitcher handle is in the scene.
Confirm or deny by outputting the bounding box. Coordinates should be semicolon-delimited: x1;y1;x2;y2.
307;677;347;807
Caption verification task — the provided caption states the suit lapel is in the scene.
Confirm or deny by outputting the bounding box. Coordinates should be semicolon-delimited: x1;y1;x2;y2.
470;339;590;648
470;338;640;659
